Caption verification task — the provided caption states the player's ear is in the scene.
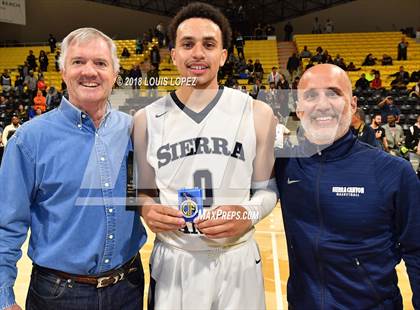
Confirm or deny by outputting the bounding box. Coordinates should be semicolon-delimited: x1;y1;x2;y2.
171;48;176;66
295;100;304;120
350;95;357;114
219;49;227;67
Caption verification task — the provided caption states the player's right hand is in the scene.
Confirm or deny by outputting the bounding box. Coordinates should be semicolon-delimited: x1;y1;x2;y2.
5;304;22;310
141;204;186;233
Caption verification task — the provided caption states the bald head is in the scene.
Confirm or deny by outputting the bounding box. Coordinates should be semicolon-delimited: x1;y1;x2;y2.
298;64;353;100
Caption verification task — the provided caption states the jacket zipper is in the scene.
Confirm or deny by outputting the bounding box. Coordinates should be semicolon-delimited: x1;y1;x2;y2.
354;258;383;308
315;149;326;309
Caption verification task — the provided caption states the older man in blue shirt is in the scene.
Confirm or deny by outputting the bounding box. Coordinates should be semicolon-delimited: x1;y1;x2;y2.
0;28;147;310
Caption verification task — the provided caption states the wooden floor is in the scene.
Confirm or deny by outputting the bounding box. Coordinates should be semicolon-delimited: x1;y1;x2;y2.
15;206;413;309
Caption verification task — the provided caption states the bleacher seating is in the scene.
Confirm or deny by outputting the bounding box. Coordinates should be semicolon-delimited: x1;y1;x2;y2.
294;32;419;89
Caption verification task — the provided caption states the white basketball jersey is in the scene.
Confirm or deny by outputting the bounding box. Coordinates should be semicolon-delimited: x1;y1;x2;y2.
145;87;256;251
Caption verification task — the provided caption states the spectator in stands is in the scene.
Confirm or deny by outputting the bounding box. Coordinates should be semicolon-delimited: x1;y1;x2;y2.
321;50;331;63
346;61;361;71
240;85;248;94
257;84;267;102
277;74;290;118
300;46;312;59
155;22;165;47
371;71;382;90
324;18;334;33
54;51;60;71
381;54;393;65
410;81;420;97
135;37;144;54
34;107;43;117
378;96;400;124
121;47;131;58
1;70;12;92
312;17;322;34
150;45;161;70
406;115;420;152
37;76;47;95
355;73;370;90
235;55;247;76
224;74;236;88
324;54;334;64
39;50;48;72
254;23;264;39
268;66;280;85
266;81;280;112
370;113;388;151
362;53;377;66
147;63;159;97
234;32;245;59
24;70;37;99
33;90;47;112
333;54;341;65
287;53;301;79
277;73;289;90
253;58;264;80
21;61;30;77
390;66;410;88
48;34;57;53
246;59;254;74
397;37;409;60
250;78;261;99
284;21;293;41
14;74;24;95
274;116;291;149
382;114;405;155
406;117;420;176
305;59;315;71
410;70;420;83
16;104;28;122
1;114;20;147
265;24;275;36
336;58;346;70
129;64;142;90
350;108;377;147
311;47;323;63
26;50;37;71
46;86;61;109
291;76;299;103
221;59;234;79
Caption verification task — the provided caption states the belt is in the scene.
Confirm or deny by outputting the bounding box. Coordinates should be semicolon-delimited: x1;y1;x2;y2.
33;253;140;289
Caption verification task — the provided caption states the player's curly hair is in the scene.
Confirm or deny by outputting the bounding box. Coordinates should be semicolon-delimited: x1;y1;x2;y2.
168;2;232;49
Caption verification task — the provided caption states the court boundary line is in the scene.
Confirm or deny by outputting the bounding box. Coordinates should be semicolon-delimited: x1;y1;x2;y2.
271;232;284;310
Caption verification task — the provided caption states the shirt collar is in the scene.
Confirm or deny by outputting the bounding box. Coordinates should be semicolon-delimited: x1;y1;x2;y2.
302;130;356;161
59;97;112;128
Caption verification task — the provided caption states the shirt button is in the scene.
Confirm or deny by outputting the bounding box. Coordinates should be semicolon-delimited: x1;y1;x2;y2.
77;124;82;128
95;133;99;137
104;182;109;187
104;259;110;264
100;157;105;161
108;234;114;239
108;208;113;213
81;114;86;119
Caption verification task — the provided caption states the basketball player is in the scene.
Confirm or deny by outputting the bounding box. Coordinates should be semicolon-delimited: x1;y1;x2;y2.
132;2;277;309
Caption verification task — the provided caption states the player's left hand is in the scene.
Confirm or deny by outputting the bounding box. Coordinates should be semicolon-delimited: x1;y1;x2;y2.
194;205;253;239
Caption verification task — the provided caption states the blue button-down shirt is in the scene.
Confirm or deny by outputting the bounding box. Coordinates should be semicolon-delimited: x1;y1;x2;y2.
0;98;147;309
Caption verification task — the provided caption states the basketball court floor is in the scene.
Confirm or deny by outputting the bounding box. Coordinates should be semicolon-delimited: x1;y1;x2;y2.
15;205;414;309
